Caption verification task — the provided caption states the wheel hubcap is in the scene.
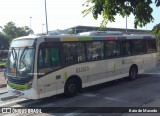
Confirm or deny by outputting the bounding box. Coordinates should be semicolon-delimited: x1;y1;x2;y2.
69;84;76;93
131;69;136;78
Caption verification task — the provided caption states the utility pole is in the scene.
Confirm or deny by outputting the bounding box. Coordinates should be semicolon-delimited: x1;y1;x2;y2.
126;16;127;34
30;17;32;29
44;0;48;34
42;24;45;34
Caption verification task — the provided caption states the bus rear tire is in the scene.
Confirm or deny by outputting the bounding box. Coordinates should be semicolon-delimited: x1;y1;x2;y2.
64;79;78;97
129;66;138;80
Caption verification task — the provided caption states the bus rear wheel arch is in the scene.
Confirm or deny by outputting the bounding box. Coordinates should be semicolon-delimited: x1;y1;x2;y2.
64;76;82;97
129;65;138;80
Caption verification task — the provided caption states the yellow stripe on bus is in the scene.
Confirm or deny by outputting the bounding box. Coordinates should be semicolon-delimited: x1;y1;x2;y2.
61;38;79;41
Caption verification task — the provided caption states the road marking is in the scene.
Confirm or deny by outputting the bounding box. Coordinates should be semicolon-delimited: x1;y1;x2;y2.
81;93;97;97
104;97;129;103
1;96;18;101
38;102;55;107
0;98;26;107
0;92;7;95
11;100;40;107
64;110;82;116
3;113;19;116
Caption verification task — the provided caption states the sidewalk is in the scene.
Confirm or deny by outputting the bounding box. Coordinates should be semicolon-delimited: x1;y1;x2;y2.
0;71;7;88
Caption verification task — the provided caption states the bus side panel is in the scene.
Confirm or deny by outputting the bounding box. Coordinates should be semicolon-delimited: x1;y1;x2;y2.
114;56;136;77
134;53;157;73
37;70;63;98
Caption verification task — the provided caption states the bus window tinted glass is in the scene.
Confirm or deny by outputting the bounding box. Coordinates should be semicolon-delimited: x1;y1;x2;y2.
38;47;61;74
134;40;147;55
63;42;85;64
120;41;133;56
147;40;156;53
105;41;119;57
86;42;104;60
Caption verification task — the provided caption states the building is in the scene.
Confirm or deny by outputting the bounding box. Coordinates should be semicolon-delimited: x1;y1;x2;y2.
67;25;149;34
48;25;150;35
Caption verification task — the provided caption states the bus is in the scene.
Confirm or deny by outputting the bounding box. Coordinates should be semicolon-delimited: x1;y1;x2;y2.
6;31;157;99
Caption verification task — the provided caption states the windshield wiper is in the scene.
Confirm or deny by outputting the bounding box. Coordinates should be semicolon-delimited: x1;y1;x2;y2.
19;47;28;62
19;47;28;68
11;47;17;60
11;47;18;68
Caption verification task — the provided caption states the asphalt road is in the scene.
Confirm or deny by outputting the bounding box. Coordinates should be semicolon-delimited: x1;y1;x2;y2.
0;73;160;116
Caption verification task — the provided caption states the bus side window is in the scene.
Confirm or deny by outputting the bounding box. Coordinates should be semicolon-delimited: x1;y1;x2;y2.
86;41;104;61
105;41;117;58
63;42;85;64
38;49;44;68
147;40;156;53
120;41;133;56
45;47;60;67
38;47;61;74
134;40;147;55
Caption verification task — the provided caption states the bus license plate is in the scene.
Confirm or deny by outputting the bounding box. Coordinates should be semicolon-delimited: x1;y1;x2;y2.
10;68;16;73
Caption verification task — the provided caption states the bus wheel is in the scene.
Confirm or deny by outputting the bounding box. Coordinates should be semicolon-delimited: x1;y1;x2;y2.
64;79;78;97
129;66;138;80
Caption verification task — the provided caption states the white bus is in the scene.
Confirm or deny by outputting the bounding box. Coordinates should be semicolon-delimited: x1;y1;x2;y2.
6;31;157;99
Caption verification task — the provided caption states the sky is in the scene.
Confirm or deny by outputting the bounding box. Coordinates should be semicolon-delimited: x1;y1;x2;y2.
0;0;160;34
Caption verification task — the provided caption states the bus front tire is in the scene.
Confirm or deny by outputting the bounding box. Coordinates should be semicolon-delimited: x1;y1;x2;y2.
129;66;138;80
64;79;78;97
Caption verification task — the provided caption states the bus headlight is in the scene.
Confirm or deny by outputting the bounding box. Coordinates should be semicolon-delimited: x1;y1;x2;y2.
28;80;33;88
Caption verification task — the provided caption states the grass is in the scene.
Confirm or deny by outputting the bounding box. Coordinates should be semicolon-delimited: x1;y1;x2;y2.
0;62;6;67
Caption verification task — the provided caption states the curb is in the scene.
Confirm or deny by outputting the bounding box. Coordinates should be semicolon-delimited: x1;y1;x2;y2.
139;73;160;78
0;84;7;88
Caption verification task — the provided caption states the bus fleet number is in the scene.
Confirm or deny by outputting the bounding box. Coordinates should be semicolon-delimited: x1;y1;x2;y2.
76;66;89;73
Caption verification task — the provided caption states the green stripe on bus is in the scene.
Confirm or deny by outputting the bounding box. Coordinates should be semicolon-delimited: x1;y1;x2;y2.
64;72;68;80
8;82;29;90
79;37;92;41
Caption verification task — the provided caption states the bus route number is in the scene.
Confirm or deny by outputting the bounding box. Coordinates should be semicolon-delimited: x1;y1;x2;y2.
76;66;89;73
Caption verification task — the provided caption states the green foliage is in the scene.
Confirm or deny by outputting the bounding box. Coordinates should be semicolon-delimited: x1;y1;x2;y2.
151;23;160;34
67;29;74;34
82;0;160;28
151;23;160;53
0;33;9;59
0;32;9;50
2;22;33;42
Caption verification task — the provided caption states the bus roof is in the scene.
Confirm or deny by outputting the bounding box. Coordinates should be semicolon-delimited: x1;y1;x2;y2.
44;34;156;42
13;32;156;42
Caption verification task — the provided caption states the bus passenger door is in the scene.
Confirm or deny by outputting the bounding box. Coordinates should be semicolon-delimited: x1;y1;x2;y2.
37;42;62;98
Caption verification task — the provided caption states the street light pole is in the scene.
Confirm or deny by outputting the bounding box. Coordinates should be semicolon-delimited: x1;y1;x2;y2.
42;24;45;34
44;0;48;34
30;17;32;29
125;2;129;34
126;15;127;34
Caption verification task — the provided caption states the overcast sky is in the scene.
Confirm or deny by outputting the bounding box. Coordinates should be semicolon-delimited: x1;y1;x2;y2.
0;0;159;34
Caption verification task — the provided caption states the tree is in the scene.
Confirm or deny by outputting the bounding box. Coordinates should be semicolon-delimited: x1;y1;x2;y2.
151;23;160;34
82;0;160;28
151;23;160;52
67;29;74;34
0;33;9;59
2;22;33;42
0;33;9;49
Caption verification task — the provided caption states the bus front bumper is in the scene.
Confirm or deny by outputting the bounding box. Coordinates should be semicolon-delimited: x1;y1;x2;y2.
7;85;39;100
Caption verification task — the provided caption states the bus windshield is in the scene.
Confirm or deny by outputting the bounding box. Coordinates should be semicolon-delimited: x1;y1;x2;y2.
7;39;35;78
